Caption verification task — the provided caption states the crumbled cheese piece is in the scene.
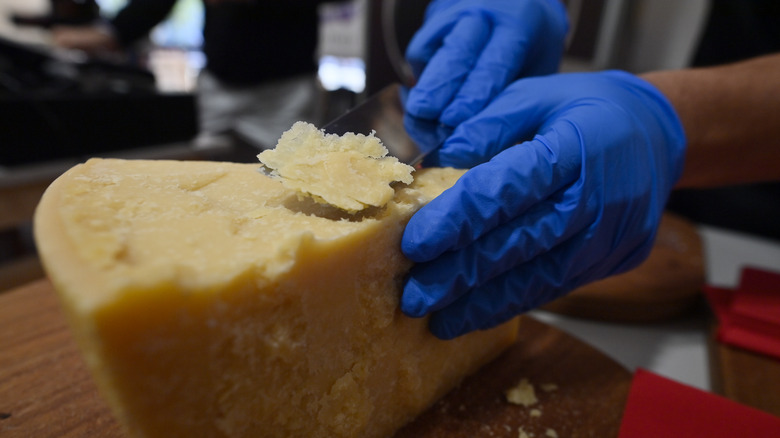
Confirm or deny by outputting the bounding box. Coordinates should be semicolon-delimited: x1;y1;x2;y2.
518;427;531;438
506;378;538;407
530;408;542;418
257;121;414;213
545;428;558;438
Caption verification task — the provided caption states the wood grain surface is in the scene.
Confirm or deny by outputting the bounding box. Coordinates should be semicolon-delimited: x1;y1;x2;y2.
396;318;633;438
0;279;124;438
1;279;632;438
543;212;705;322
708;324;780;418
0;179;50;230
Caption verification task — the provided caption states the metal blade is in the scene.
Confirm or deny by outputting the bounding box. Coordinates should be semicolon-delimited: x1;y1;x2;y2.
322;83;450;166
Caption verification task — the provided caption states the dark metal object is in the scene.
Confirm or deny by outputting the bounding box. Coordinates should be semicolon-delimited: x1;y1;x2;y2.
322;83;449;166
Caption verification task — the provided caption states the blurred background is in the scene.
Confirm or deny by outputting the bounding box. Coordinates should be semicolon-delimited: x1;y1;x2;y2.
0;0;777;291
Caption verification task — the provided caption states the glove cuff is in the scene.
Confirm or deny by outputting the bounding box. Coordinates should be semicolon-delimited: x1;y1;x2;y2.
603;70;687;190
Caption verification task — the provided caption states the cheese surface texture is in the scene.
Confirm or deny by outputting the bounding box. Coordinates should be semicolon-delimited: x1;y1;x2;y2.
34;158;518;438
258;121;414;213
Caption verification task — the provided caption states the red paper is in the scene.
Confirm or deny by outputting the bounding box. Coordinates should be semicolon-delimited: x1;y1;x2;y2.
704;267;780;359
732;268;780;326
618;369;780;438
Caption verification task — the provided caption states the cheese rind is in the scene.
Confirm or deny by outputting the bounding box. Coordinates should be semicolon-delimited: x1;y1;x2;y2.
34;158;518;438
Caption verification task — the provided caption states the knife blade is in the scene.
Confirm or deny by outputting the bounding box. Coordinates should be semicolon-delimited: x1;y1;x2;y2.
322;83;451;166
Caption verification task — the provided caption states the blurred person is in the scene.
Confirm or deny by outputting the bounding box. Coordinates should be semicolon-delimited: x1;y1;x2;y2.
52;0;330;150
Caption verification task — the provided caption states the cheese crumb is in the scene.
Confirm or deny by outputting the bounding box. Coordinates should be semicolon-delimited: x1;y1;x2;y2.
545;428;558;437
530;408;542;418
518;427;531;438
257;121;414;213
506;378;538;407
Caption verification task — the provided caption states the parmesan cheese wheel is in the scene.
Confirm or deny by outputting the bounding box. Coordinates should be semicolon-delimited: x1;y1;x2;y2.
34;156;518;438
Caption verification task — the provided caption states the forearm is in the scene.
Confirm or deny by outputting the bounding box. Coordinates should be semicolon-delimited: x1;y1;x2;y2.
110;0;178;46
641;53;780;188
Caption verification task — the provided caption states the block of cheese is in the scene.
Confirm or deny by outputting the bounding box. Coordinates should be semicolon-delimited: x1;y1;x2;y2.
258;121;414;213
34;157;519;438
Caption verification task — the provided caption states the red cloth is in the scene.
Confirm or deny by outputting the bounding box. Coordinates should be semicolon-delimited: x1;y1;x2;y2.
704;267;780;359
618;369;780;437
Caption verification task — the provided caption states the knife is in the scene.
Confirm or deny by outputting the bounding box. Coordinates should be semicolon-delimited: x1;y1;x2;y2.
321;83;451;166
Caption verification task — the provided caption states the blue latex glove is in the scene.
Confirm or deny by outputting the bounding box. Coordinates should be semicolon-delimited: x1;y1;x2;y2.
405;0;568;126
401;71;687;339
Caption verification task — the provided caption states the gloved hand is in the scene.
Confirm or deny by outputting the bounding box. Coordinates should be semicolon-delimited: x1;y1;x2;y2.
401;71;686;339
404;0;568;127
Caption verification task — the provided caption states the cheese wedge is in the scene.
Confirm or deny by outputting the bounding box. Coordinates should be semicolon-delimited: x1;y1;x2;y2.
34;157;519;438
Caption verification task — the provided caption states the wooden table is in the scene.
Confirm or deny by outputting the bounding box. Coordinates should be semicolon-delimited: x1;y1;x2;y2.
0;280;124;437
0;178;50;231
1;279;634;437
709;325;780;418
543;212;705;322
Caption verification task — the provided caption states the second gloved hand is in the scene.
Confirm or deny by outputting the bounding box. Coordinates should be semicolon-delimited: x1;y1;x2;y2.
405;0;568;126
401;71;687;339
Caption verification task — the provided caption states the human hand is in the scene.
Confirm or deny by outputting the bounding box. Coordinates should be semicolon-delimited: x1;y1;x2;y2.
401;71;686;339
404;0;568;126
51;25;119;54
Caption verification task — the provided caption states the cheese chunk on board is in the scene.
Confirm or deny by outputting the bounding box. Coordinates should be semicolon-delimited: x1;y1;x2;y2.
34;157;519;438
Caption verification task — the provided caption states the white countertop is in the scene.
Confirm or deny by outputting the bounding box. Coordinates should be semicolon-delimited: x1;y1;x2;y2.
531;225;780;392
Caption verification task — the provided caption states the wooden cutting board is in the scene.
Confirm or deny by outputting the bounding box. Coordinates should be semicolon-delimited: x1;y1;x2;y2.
708;324;780;418
543;212;706;322
0;279;632;437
